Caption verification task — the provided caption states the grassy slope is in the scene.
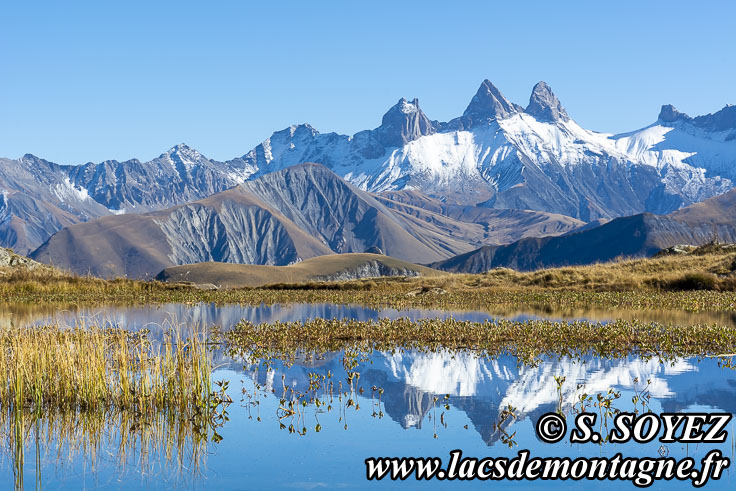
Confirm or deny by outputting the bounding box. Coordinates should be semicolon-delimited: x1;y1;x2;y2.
4;247;736;314
156;253;443;288
670;188;736;225
415;244;736;291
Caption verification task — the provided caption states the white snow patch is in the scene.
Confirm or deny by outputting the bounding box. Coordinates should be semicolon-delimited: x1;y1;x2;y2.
54;178;90;203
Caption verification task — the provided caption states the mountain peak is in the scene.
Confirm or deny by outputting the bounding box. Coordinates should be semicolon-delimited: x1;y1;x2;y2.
167;143;193;153
270;124;319;141
395;97;421;114
457;80;522;129
525;81;569;122
162;143;205;162
658;104;690;123
372;97;436;147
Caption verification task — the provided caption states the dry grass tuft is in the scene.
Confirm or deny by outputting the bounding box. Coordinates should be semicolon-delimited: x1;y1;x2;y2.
0;324;216;414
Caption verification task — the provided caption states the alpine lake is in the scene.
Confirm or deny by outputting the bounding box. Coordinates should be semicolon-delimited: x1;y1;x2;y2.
1;301;736;489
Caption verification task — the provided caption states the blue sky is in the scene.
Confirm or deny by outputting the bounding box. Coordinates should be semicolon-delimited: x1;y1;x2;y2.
1;0;734;164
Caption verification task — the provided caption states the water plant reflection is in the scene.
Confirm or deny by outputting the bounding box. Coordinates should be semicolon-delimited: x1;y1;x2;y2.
234;346;736;453
226;318;736;450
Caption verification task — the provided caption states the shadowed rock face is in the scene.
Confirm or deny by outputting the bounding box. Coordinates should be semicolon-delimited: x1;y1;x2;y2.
525;81;569;122
464;80;523;123
372;98;437;147
658;104;690;123
693;104;736;132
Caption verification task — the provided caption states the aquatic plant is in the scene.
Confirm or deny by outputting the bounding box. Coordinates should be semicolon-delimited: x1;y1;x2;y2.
0;325;216;414
226;317;736;365
0;323;230;488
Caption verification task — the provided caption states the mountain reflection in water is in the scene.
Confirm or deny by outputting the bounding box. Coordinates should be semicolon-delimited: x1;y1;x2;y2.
239;349;736;447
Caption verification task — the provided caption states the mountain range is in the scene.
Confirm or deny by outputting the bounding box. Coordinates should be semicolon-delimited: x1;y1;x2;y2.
2;80;735;259
0;147;246;254
32;161;736;279
242;82;735;221
3;79;736;276
31;164;582;278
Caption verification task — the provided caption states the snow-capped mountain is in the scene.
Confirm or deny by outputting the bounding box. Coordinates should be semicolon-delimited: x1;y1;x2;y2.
241;81;735;221
2;79;735;254
612;104;736;207
66;144;251;211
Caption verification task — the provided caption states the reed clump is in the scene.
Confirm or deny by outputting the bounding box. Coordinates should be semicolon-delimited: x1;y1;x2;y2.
0;323;230;487
0;324;214;415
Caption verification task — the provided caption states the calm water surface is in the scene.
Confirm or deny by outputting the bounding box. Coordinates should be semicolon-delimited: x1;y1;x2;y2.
1;302;735;489
2;301;736;330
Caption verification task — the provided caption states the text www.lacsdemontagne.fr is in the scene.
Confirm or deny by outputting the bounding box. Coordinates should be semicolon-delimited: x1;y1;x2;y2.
365;449;729;487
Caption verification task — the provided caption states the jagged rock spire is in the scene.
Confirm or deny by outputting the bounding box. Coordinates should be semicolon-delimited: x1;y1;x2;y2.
461;80;522;126
372;98;437;147
658;104;690;123
525;81;569;122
